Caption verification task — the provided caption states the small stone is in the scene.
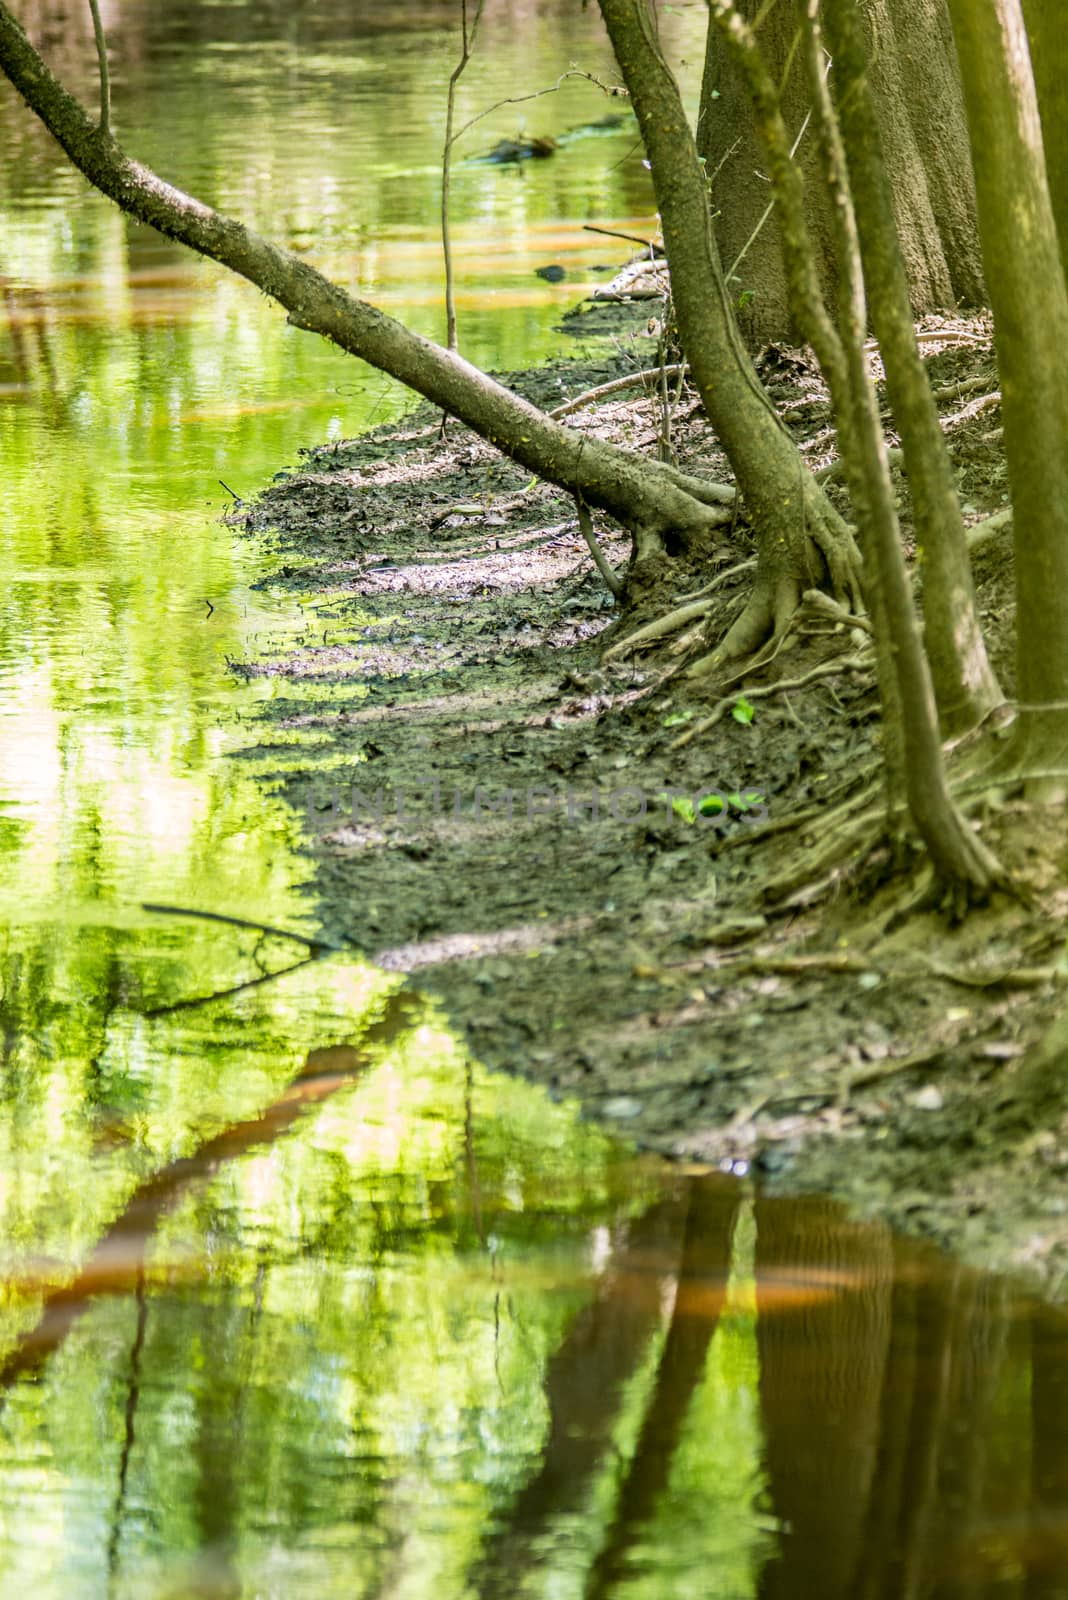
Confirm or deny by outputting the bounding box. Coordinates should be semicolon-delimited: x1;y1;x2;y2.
911;1084;944;1112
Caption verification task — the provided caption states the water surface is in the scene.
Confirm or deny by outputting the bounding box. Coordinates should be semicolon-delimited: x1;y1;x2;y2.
3;5;1067;1597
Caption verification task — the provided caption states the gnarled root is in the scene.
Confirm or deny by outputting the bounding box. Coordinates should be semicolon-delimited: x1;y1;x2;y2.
684;504;863;678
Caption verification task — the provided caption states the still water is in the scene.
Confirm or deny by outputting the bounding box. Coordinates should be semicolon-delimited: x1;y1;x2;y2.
2;3;1068;1596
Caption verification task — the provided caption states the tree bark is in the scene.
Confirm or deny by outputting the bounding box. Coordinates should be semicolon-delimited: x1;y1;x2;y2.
823;0;1002;738
1021;0;1068;276
0;3;727;565
947;0;1068;791
698;0;985;348
598;0;861;663
707;0;1004;902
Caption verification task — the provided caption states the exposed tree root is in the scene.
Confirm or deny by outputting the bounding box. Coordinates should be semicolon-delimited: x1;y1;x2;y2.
671;651;874;749
576;498;623;599
549;364;689;419
686;579;779;673
649;461;737;508
759;806;885;906
682;495;864;675
675;558;757;604
602;598;711;661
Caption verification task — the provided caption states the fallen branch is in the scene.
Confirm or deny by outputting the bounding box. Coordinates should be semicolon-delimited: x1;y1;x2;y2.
865;328;989;353
966;507;1012;556
919;955;1060;989
931;371;994;403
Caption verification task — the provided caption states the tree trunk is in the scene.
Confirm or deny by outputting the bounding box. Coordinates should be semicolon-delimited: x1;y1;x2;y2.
1021;0;1068;276
708;0;1003;903
823;0;1002;738
0;4;728;566
698;0;985;348
947;0;1068;791
598;0;861;664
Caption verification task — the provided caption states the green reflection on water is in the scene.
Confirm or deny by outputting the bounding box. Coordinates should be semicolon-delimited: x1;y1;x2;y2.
0;948;682;1597
0;0;705;935
0;7;726;1592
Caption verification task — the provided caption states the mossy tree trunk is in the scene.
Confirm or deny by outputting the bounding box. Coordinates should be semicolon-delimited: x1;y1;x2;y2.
822;0;1001;739
706;0;1004;905
598;0;861;664
698;0;984;349
948;0;1068;793
1021;0;1068;276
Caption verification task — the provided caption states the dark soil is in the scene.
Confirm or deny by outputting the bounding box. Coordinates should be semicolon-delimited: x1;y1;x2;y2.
229;309;1068;1294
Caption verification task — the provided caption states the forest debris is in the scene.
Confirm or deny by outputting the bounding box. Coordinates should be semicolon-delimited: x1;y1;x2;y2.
670;654;873;748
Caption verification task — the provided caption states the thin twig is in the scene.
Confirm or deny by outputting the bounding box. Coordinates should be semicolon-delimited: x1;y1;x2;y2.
141;902;342;952
725;88;822;283
676;558;757;603
453;69;625;148
142;956;319;1020
582;222;657;250
87;0;110;135
442;0;485;352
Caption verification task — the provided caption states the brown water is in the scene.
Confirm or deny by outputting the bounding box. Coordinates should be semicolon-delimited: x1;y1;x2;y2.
3;4;1068;1596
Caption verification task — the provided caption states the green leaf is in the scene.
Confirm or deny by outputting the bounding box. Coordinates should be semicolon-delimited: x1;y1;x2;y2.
732;696;755;725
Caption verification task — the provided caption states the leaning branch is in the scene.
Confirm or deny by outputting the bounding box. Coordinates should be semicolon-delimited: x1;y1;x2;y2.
0;6;719;550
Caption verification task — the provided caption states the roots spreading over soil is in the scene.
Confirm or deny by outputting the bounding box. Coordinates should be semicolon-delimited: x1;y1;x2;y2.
232;324;1068;1290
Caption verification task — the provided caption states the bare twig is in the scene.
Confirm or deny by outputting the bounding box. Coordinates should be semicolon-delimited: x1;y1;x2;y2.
141;901;341;952
582;222;657;250
87;0;109;135
676;558;757;603
442;0;485;352
453;68;625;148
726;99;819;283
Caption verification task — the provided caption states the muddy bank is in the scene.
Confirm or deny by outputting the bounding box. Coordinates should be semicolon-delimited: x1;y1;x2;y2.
229;323;1068;1292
